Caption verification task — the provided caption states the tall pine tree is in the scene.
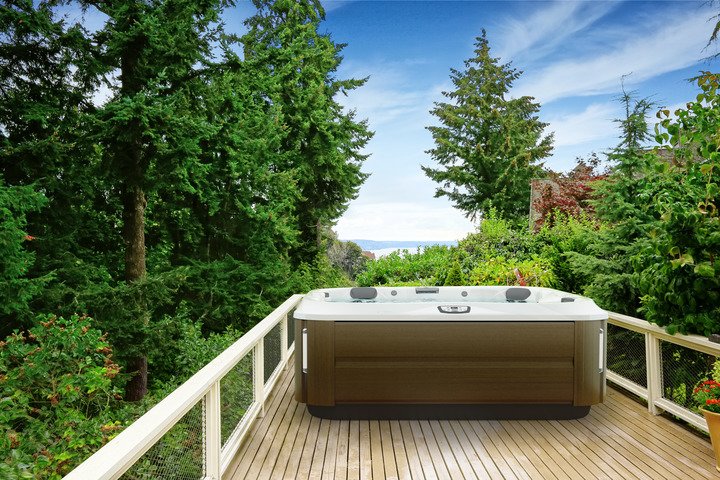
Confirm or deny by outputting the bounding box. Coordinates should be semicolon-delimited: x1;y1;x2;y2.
87;0;229;400
0;1;117;334
565;88;658;314
423;31;553;220
242;0;372;264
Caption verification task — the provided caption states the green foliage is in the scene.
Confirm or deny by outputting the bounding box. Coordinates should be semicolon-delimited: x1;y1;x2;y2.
562;90;660;314
356;246;452;287
326;232;368;280
467;256;556;287
443;260;465;286
147;316;242;391
534;212;601;293
423;30;553;220
459;211;538;259
0;315;125;479
635;72;720;335
242;0;373;263
303;253;355;290
0;178;49;332
355;214;588;289
1;0;371;399
693;380;720;414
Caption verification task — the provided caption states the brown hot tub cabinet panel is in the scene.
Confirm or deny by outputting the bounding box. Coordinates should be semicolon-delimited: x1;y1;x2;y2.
295;319;606;419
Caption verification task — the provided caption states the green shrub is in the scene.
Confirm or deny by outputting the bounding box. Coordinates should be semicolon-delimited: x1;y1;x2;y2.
443;260;465;286
355;246;452;286
0;315;126;479
458;213;540;260
635;73;720;335
467;255;556;287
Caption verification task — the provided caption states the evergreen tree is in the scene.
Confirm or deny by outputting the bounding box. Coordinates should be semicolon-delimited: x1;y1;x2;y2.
1;0;372;403
86;0;230;400
1;0;232;400
242;0;372;264
565;88;659;314
0;178;48;335
423;30;553;220
0;1;119;331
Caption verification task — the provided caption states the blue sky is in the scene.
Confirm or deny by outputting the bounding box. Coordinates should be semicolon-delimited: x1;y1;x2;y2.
69;1;720;242
279;0;719;242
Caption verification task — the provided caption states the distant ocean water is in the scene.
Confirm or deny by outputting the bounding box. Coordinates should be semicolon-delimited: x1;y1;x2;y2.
346;240;458;259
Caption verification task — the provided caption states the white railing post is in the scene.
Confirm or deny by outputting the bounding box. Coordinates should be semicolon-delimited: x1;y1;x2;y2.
645;332;663;415
204;382;221;480
281;313;289;369
254;340;265;418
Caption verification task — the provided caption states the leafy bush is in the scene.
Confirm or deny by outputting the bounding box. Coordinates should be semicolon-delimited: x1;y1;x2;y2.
356;246;452;286
458;212;540;260
635;72;720;335
443;260;465;286
326;233;368;280
354;215;570;289
0;315;126;479
467;255;556;287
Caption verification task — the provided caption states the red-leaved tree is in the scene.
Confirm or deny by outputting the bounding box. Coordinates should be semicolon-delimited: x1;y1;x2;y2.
531;155;607;229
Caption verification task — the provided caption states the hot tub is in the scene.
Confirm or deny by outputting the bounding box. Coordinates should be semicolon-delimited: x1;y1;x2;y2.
294;286;607;420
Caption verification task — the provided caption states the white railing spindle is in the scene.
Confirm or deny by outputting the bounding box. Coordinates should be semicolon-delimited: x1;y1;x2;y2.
645;332;662;416
281;313;289;370
254;340;265;418
204;382;221;480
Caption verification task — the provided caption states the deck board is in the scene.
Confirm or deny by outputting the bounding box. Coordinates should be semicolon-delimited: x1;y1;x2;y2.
224;363;717;480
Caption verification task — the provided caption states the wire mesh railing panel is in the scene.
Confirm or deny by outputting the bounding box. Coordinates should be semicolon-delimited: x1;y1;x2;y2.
220;353;254;446
287;309;296;347
264;323;282;383
120;402;204;480
607;323;648;387
660;340;717;413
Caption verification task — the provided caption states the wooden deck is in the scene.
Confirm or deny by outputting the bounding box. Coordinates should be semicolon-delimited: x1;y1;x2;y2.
225;362;718;480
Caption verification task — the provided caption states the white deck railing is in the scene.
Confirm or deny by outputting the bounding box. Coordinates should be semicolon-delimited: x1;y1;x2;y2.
63;294;304;480
606;311;720;433
64;299;715;478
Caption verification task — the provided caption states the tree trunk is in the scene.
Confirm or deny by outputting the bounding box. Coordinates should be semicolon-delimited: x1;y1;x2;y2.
123;183;147;281
119;14;149;401
122;178;148;401
124;354;148;401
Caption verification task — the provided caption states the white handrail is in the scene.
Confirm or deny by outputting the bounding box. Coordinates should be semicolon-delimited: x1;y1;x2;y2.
606;310;716;432
63;294;304;480
607;311;720;357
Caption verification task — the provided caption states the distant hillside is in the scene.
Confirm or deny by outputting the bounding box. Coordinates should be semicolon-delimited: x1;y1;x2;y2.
347;239;457;251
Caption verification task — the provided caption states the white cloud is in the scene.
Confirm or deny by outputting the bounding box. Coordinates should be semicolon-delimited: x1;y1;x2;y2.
497;1;618;63
514;6;717;104
335;202;476;241
322;1;353;13
339;63;445;128
547;102;619;147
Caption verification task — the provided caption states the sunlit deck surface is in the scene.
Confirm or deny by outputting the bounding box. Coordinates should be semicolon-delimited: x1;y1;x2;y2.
225;360;717;480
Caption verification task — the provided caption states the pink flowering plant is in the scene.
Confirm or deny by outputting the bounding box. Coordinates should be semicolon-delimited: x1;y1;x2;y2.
693;380;720;414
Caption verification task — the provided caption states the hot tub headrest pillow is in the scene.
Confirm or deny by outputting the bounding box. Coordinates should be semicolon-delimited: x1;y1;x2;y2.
506;287;532;302
350;287;378;300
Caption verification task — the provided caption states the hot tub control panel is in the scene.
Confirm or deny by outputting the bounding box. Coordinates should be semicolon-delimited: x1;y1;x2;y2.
437;305;471;314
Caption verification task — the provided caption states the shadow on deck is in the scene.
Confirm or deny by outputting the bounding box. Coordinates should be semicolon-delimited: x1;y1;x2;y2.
225;359;716;480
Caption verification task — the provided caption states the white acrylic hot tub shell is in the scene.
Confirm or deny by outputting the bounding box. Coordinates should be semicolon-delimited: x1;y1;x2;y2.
295;286;608;419
294;286;607;322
